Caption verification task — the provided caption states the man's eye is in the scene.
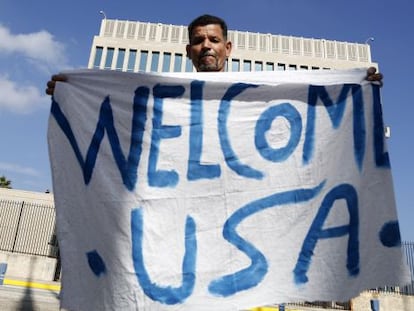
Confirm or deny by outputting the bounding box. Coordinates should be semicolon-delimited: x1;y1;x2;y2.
191;38;203;45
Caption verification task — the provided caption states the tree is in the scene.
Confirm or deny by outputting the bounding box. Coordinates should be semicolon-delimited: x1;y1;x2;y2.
0;175;12;189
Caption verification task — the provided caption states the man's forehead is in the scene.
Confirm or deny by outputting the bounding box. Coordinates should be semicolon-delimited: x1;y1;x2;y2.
191;24;224;37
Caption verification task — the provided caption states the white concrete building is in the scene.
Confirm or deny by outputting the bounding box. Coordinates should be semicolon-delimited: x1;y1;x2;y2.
88;18;377;74
0;188;58;282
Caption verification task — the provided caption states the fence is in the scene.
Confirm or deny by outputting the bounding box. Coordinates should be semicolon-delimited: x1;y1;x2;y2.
287;301;351;310
402;241;414;295
0;199;58;258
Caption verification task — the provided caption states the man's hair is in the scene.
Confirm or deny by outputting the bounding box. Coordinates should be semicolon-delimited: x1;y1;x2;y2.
187;14;228;42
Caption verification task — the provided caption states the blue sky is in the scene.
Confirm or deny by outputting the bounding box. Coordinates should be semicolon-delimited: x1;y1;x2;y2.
1;0;413;240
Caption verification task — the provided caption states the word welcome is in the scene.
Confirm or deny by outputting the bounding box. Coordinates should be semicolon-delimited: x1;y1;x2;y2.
51;81;389;193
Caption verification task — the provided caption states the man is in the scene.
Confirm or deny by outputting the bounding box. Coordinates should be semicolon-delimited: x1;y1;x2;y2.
46;14;231;95
186;14;232;72
46;14;382;94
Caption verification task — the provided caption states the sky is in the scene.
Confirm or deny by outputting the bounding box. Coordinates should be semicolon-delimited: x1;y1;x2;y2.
0;0;413;240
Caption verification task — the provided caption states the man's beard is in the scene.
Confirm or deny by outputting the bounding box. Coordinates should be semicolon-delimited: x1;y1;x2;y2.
198;51;220;71
199;62;220;71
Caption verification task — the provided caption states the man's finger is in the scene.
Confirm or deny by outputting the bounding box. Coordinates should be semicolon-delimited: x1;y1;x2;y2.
367;73;383;82
51;74;67;82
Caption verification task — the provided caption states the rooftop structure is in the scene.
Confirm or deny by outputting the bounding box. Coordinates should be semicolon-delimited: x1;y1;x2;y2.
88;18;377;73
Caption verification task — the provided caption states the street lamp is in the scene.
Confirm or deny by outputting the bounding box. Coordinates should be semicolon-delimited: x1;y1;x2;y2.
365;37;374;44
99;10;107;19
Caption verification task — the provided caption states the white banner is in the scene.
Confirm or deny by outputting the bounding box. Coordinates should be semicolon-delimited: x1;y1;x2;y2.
48;69;410;311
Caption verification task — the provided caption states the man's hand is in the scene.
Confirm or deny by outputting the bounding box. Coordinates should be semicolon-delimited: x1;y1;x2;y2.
366;67;383;86
46;74;67;96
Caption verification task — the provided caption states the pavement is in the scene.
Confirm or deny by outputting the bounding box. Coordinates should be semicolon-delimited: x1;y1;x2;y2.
0;277;62;311
3;277;61;291
0;278;296;311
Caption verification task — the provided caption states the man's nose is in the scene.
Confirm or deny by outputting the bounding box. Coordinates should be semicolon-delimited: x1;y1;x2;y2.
201;39;212;49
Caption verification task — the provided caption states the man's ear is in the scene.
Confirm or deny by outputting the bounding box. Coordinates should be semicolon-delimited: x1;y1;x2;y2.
225;41;232;57
186;44;191;59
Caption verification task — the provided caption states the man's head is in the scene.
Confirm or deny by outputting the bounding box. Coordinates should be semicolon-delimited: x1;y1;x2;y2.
186;14;232;72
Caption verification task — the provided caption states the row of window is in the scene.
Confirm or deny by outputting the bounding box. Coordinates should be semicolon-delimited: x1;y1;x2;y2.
102;20;369;62
94;47;193;72
93;46;328;73
230;59;325;72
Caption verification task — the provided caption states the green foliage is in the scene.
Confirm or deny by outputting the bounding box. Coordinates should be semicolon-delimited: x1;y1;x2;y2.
0;175;12;189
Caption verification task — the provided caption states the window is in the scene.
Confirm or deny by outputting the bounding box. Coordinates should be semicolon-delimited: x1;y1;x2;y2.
303;39;312;56
255;61;263;71
185;58;193;72
161;25;170;42
138;23;147;39
292;38;301;55
266;62;274;71
127;50;137;72
348;44;357;61
228;32;235;47
150;52;160;72
288;64;297;70
139;50;148;71
314;40;323;57
277;63;286;71
326;41;336;59
171;26;180;43
271;36;279;52
93;47;103;68
116;49;125;70
149;24;157;41
174;54;183;72
104;48;114;69
259;34;267;52
104;20;115;37
162;53;171;72
127;22;136;39
237;33;246;49
243;60;251;72
182;28;188;43
282;37;290;54
337;42;346;60
116;21;126;38
232;59;240;72
358;44;368;62
248;33;257;50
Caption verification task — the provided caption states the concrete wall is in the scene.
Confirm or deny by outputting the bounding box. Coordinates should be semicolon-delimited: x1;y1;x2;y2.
351;291;414;311
0;251;57;282
0;188;54;205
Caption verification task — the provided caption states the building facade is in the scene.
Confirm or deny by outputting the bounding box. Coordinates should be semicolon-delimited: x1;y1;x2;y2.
88;18;377;74
0;188;59;282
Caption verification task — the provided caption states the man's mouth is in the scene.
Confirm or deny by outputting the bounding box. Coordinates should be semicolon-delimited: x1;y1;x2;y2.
199;52;216;60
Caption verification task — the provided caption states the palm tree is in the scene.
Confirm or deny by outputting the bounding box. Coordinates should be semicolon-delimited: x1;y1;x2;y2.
0;175;12;189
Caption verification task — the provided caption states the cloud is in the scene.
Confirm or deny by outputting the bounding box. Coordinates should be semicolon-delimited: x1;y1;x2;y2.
0;25;68;113
0;24;68;70
0;162;41;177
0;75;49;113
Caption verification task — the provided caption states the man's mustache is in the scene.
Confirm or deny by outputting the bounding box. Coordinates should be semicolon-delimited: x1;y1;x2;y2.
199;51;217;59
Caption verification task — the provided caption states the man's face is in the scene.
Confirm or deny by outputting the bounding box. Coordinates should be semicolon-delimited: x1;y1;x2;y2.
186;24;232;72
